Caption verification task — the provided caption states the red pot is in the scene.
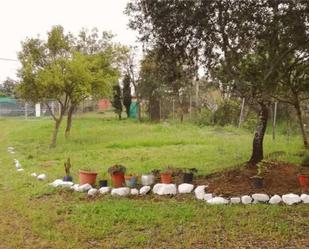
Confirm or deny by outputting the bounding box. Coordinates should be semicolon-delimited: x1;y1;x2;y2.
298;175;309;189
111;172;125;188
79;170;97;185
160;173;172;184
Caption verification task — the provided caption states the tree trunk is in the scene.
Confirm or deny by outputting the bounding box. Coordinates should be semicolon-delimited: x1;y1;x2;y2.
50;119;62;148
65;105;75;138
294;101;309;149
249;103;269;165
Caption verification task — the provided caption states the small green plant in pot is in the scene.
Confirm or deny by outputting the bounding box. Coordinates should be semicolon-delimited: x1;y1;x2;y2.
79;167;98;186
183;168;198;184
98;172;108;188
251;160;266;188
298;153;309;190
108;165;126;188
63;158;73;182
160;166;174;184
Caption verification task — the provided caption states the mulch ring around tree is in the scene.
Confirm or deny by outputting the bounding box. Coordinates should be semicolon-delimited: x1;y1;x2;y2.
193;161;307;197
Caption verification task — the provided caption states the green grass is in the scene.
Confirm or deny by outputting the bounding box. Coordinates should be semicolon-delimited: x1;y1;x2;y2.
0;114;308;248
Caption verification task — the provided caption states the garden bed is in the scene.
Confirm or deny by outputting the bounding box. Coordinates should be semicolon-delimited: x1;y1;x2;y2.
194;161;305;196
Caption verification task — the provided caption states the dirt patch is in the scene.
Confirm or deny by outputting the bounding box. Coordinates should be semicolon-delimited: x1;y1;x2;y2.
194;161;307;196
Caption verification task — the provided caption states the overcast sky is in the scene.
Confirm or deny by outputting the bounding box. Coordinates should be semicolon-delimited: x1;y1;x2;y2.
0;0;139;83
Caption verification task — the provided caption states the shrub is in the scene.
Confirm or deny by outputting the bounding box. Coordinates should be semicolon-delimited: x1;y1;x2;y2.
302;153;309;167
214;100;240;126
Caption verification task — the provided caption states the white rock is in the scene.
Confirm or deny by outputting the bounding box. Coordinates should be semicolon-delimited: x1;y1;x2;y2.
282;193;301;205
99;187;111;194
230;197;241;204
139;186;151;195
17;168;24;172
15;162;21;169
130;188;139;195
60;181;74;188
9;151;15;154
49;179;64;187
71;184;80;191
111;187;130;196
194;185;207;200
204;193;213;201
30;173;37;177
88;188;98;196
207;197;229;205
178;183;194;194
300;194;309;204
269;195;282;204
8;147;14;151
252;193;269;203
153;183;177;195
37;174;47;181
241;195;252;204
76;183;92;192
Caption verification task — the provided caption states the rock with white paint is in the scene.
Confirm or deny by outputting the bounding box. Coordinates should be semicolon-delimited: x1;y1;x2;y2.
153;184;177;195
76;183;92;192
111;187;130;197
252;193;269;203
139;186;151;195
194;185;207;200
178;183;194;194
204;193;213;201
17;168;24;172
207;197;229;205
99;187;111;195
241;195;252;204
282;193;301;205
49;179;64;187
130;188;139;195
8;147;14;151
15;162;21;169
60;181;74;188
88;188;98;196
230;197;241;204
37;174;47;181
71;184;80;191
269;195;282;204
300;194;309;204
30;173;37;177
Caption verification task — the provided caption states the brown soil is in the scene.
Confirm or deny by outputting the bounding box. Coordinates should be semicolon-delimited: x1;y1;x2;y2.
193;161;308;196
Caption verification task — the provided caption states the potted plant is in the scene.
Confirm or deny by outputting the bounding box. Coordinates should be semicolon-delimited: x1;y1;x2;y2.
79;167;98;186
98;172;108;188
108;164;126;188
251;160;266;188
183;168;198;183
63;158;73;182
125;174;137;188
160;166;173;184
141;171;155;186
298;153;309;190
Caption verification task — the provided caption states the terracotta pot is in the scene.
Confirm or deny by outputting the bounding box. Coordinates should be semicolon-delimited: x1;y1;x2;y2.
160;173;172;184
79;170;97;185
298;175;309;189
111;172;125;188
125;175;137;187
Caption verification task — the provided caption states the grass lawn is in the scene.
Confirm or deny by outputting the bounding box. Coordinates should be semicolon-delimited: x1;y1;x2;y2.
0;114;308;248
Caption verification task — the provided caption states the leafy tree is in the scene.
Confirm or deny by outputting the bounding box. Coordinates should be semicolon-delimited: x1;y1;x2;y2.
0;78;18;97
127;0;309;164
122;74;132;118
112;85;122;119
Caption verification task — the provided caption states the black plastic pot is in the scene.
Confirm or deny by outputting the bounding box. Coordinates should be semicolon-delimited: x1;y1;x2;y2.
183;173;194;183
251;177;264;188
63;175;73;182
99;180;108;187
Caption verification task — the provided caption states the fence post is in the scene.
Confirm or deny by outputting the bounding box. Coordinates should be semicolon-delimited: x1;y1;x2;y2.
238;98;245;128
272;102;278;140
25;102;28;119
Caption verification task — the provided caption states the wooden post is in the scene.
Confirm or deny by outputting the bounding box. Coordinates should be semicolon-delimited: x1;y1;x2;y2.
238;98;245;128
189;95;192;120
159;99;162;121
272;102;278;140
172;99;175;121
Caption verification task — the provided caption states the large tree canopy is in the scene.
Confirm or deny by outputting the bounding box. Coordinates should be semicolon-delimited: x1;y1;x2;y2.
127;0;309;163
